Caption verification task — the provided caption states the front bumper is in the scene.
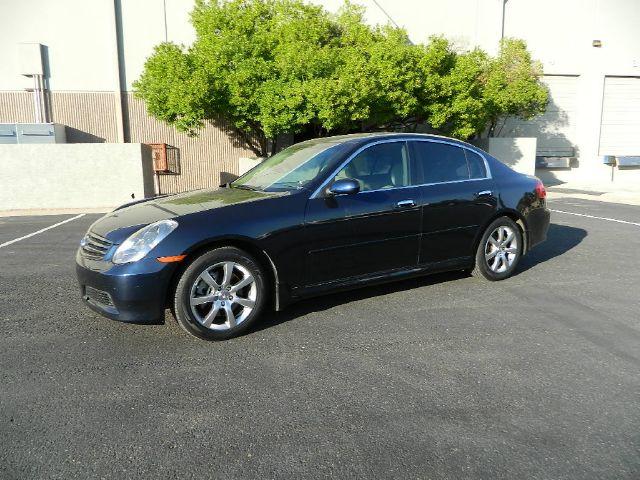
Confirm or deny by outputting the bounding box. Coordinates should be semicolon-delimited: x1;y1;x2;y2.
76;251;176;324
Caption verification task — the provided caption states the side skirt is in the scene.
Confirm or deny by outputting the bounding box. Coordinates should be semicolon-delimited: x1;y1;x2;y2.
288;256;472;304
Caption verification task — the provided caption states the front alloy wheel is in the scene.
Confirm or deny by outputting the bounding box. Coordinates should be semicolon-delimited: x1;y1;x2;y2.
174;247;266;340
190;261;257;330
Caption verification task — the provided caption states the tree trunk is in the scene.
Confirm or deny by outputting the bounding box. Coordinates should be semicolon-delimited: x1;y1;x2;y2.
494;117;507;137
487;119;497;138
232;126;263;157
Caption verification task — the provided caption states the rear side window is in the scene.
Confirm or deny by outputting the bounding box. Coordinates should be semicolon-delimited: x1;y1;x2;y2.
465;150;487;179
410;141;469;183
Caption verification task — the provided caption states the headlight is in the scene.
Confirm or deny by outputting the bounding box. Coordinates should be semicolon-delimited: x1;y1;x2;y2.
112;219;178;264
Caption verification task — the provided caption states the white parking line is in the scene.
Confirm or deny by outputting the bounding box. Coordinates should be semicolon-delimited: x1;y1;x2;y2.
0;214;86;249
550;209;640;227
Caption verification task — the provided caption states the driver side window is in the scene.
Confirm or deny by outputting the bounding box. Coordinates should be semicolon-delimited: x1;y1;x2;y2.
334;141;410;192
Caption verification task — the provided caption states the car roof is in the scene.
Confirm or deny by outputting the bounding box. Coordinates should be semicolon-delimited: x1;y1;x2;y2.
299;132;477;151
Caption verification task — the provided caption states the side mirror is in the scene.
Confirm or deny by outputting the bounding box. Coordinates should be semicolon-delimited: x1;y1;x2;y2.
326;178;360;196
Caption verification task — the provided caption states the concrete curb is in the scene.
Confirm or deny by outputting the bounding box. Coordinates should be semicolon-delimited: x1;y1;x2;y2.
0;208;110;218
547;188;640;206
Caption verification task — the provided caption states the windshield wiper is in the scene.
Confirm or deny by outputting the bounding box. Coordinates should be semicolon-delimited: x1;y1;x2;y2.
271;181;306;190
231;184;262;192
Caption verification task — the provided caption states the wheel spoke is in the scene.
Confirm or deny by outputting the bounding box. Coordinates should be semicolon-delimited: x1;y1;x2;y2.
504;231;514;245
191;295;216;306
202;302;220;327
488;237;500;248
486;249;498;260
222;262;234;287
234;296;255;308
223;302;236;328
200;270;220;290
493;255;502;272
505;247;518;254
230;274;254;293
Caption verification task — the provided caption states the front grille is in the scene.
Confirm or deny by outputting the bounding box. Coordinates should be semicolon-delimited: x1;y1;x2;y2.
81;232;113;260
85;286;115;307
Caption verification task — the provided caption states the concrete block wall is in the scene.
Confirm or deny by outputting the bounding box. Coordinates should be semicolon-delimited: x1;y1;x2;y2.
0;143;155;210
474;137;538;176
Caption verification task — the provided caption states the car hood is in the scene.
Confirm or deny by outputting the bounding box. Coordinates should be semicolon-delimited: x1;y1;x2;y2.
89;187;279;242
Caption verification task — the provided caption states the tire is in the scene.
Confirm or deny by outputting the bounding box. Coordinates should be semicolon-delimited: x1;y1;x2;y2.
173;247;267;340
471;217;523;281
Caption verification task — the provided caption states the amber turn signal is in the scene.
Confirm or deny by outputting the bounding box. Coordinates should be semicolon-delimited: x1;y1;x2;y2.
157;255;187;263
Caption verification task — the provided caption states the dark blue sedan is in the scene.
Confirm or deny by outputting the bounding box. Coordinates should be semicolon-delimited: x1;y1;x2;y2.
76;133;550;340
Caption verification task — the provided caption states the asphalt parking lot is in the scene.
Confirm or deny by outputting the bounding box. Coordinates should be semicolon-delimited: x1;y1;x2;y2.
1;197;638;479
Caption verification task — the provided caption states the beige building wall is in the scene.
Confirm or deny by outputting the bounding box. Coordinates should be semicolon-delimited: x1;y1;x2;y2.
2;0;639;194
0;0;251;195
314;0;640;188
0;92;254;193
125;95;253;193
0;91;119;142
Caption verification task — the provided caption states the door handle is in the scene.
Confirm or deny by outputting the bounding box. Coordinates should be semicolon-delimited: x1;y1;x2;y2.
395;199;416;208
475;190;493;197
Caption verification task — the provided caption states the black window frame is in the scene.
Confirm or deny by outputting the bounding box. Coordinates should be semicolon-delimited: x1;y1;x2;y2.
311;138;492;199
331;140;417;193
463;148;488;180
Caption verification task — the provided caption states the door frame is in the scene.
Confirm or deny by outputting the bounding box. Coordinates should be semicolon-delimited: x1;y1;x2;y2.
302;139;421;287
310;137;493;198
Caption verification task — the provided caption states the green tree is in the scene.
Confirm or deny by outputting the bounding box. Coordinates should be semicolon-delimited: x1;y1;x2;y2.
416;37;548;140
133;43;212;134
482;38;549;137
134;1;548;156
417;38;489;139
136;0;338;157
309;3;424;134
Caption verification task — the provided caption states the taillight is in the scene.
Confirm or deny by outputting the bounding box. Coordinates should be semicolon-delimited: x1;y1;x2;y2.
534;180;546;199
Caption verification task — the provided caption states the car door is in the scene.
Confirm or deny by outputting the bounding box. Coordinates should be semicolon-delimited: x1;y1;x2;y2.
409;140;497;265
303;140;422;286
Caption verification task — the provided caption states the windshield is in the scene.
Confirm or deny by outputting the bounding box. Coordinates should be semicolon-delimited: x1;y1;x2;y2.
231;140;349;192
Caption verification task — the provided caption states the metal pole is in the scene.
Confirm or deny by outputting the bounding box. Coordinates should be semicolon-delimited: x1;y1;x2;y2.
501;0;509;41
163;0;168;42
32;75;41;123
111;0;126;142
370;0;412;44
38;75;48;123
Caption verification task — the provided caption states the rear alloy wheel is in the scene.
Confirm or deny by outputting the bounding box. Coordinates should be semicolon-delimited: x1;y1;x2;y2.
472;217;523;281
173;247;266;340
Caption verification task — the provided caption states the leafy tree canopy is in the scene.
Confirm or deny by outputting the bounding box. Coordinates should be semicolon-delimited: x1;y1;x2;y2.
134;0;548;157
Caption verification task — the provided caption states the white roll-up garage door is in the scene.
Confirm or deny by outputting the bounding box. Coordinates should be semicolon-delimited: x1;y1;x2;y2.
502;75;578;156
599;76;640;156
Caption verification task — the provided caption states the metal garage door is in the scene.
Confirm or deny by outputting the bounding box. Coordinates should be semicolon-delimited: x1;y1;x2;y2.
599;76;640;155
501;75;578;156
